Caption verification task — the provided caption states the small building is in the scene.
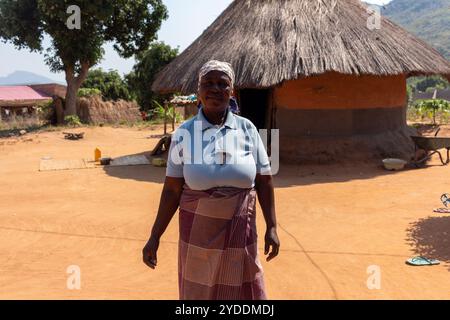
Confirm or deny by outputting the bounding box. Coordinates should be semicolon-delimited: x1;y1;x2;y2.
29;84;67;99
170;95;199;119
0;84;66;120
152;0;450;162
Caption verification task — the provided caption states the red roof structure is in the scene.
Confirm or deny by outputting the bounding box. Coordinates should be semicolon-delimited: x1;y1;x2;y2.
0;86;50;101
0;85;66;108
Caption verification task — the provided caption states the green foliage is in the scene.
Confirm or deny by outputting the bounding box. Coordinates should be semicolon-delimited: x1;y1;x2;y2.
149;100;182;123
126;41;178;111
35;100;55;123
413;99;450;124
406;84;414;105
81;69;133;101
64;115;82;127
0;0;42;51
408;76;450;93
77;87;102;98
414;99;450;111
0;0;168;115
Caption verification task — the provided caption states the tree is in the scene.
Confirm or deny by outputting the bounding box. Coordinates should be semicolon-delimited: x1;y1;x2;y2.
413;76;449;93
0;0;168;116
81;68;134;101
126;41;178;111
406;83;414;106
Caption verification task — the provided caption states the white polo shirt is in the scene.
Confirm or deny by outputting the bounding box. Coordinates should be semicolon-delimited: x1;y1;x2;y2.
166;107;271;191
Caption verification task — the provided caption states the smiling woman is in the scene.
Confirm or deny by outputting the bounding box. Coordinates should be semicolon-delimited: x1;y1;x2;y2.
199;71;232;106
197;61;235;122
143;60;280;300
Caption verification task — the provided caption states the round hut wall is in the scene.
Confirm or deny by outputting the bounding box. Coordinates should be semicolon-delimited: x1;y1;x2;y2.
272;72;410;162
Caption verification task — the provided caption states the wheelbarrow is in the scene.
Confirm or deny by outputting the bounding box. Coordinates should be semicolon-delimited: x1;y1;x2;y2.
411;128;450;166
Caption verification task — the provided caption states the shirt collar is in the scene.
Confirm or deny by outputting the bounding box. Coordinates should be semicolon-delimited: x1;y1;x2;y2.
197;107;237;131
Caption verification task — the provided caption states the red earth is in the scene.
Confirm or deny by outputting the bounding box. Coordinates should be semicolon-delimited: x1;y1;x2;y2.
0;124;449;299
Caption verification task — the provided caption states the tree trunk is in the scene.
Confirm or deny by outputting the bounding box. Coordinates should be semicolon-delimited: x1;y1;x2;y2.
65;79;78;117
55;98;64;125
64;62;90;118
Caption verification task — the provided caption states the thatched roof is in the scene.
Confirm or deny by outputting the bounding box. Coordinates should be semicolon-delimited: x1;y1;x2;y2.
152;0;450;94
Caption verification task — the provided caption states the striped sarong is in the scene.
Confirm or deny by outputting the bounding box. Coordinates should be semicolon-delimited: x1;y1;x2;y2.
178;186;267;300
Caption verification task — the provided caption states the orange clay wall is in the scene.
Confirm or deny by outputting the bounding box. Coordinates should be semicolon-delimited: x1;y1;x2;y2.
274;72;407;110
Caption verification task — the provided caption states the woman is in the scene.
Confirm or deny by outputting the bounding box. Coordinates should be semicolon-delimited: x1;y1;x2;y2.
142;60;280;300
198;96;240;115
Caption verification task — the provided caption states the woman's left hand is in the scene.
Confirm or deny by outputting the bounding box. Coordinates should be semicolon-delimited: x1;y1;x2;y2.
264;226;280;262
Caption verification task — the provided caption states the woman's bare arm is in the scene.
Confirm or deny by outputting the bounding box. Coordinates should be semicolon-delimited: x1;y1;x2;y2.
142;176;185;269
255;173;280;262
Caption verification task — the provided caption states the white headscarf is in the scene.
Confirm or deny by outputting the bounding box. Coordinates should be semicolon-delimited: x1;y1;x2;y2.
198;60;235;90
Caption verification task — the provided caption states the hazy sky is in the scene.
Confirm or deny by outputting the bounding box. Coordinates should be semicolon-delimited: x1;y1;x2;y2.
0;0;392;82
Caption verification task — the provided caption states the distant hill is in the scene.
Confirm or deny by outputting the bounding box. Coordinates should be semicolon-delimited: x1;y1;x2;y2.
381;0;450;60
0;71;62;86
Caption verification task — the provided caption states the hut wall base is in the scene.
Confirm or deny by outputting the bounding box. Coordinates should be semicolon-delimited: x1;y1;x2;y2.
278;126;418;164
276;106;407;136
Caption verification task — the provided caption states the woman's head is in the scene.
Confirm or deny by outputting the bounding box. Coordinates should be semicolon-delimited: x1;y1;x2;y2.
198;60;235;113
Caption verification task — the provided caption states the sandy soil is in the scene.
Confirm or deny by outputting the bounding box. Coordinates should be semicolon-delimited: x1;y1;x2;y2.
0;125;449;300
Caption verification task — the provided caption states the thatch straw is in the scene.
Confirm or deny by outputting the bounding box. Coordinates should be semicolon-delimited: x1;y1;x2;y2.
152;0;450;94
76;96;141;124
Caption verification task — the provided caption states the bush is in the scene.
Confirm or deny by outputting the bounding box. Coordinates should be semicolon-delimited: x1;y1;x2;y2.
35;100;55;123
411;99;450;124
78;88;102;98
64;115;82;127
150;100;183;123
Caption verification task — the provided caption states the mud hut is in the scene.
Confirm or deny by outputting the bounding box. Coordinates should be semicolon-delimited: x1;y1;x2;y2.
152;0;450;162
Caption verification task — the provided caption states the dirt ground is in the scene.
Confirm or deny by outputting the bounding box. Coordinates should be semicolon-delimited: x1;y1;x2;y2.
0;124;449;300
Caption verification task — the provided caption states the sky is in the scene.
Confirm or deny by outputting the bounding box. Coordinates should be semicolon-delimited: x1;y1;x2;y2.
0;0;392;83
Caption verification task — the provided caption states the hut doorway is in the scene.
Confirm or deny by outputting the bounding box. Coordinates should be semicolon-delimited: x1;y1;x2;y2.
238;89;270;130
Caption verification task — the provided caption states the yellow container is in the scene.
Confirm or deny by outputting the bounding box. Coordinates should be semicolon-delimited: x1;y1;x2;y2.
152;158;167;167
94;148;102;162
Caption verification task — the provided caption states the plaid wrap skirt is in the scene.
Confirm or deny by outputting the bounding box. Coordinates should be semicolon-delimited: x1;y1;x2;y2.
178;186;266;300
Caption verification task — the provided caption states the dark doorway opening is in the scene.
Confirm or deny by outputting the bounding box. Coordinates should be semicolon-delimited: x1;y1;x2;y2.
238;89;270;130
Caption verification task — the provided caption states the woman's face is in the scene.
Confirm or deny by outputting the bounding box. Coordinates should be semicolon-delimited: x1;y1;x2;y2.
198;70;233;113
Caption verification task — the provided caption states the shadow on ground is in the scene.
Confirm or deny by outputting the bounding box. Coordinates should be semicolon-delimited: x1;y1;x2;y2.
406;216;450;270
101;149;442;188
271;162;423;188
0;124;49;138
102;151;166;184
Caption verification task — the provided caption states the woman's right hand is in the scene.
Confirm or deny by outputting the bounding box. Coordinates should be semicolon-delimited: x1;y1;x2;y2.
142;236;160;269
142;177;184;270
